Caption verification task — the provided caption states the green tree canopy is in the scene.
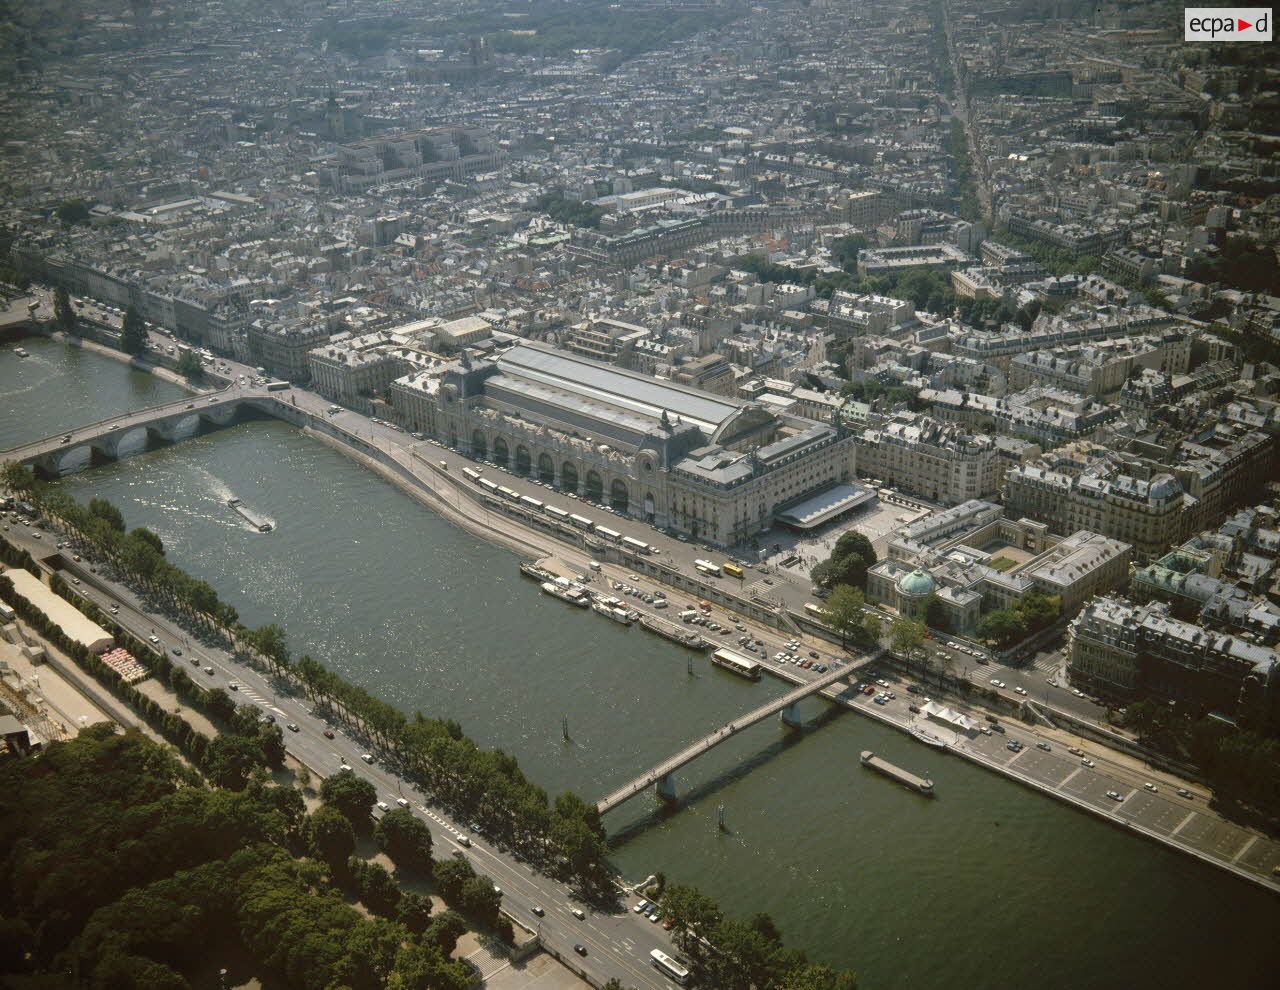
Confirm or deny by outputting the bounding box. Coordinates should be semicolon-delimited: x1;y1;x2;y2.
889;617;926;657
374;807;434;874
812;531;878;590
319;768;377;827
822;585;866;647
54;286;76;332
55;199;91;226
309;804;356;866
120;306;148;356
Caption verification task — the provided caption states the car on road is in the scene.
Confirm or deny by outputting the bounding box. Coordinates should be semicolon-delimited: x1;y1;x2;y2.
573;944;587;957
650;910;662;923
1081;757;1095;768
1014;686;1027;696
571;907;586;920
1106;790;1123;802
360;754;374;764
634;900;649;914
323;729;335;739
376;801;390;812
1177;788;1193;799
396;798;410;808
1143;782;1158;793
286;723;299;733
203;666;214;676
172;646;182;655
531;905;545;917
148;635;161;645
1036;741;1051;752
1068;747;1084;756
71;577;80;585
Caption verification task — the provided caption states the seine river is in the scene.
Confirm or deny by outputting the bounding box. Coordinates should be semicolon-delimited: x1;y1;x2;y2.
3;337;1277;988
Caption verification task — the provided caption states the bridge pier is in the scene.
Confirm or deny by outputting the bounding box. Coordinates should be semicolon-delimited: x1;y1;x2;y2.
780;701;804;729
655;773;678;804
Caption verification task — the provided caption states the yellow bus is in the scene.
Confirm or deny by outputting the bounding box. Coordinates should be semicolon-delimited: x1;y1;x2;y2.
722;562;744;579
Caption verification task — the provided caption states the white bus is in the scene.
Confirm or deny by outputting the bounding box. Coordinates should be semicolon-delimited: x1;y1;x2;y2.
520;495;544;512
621;535;649;554
569;513;594;530
694;559;720;577
462;467;482;483
478;477;499;493
595;526;622;543
545;505;570;521
650;948;690;984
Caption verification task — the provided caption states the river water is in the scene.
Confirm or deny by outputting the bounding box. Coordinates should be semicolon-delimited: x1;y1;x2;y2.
3;338;1277;989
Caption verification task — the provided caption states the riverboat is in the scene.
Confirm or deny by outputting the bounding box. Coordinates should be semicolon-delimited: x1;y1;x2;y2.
227;497;273;533
639;614;708;650
710;648;762;681
860;750;934;795
592;601;634;625
539;581;589;607
519;561;557;583
910;726;949;750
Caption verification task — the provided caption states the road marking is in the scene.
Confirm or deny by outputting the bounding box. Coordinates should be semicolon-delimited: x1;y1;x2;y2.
1057;767;1082;789
1232;835;1258;863
1171;811;1196;836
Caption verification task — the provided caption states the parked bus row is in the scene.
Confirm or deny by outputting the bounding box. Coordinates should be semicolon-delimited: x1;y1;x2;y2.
462;467;660;554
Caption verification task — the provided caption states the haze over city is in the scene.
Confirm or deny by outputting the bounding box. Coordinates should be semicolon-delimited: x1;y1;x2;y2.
0;2;1278;989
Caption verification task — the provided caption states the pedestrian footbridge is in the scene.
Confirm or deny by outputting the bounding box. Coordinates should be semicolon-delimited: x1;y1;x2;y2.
596;650;880;815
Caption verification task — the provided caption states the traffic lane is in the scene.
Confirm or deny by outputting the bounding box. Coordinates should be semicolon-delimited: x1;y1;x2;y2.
350;759;679;986
65;542;647;958
10;518;736;977
1115;790;1191;836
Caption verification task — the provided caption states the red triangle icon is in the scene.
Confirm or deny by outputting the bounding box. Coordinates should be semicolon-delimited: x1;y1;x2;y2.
1237;18;1252;30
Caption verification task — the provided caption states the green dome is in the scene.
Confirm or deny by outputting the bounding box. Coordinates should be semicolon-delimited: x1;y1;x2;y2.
897;568;937;598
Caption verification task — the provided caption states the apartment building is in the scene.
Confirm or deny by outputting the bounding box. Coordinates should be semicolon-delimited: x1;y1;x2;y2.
854;412;1016;506
1068;596;1278;728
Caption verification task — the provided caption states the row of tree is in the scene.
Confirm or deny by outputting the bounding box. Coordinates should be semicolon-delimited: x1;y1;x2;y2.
660;882;857;989
2;472;616;897
310;768;509;941
5;562;285;793
3;464;241;635
1125;701;1280;822
973;590;1060;649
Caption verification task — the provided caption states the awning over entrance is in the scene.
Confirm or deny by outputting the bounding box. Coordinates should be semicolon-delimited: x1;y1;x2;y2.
776;483;877;530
